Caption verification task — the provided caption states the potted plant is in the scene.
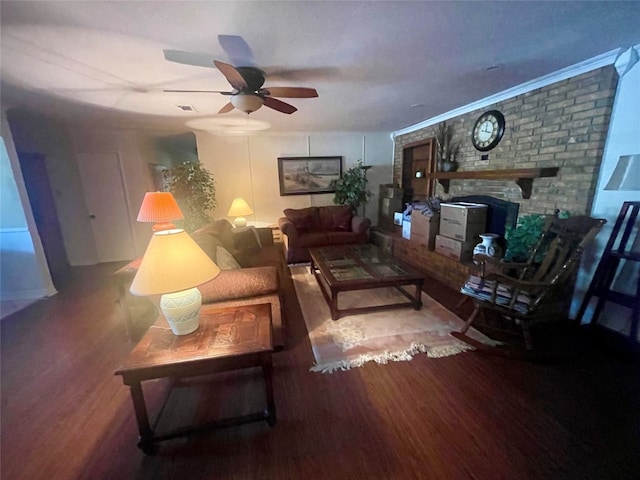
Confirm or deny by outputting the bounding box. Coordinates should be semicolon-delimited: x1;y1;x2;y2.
435;121;462;172
163;161;217;232
329;160;372;215
504;211;570;262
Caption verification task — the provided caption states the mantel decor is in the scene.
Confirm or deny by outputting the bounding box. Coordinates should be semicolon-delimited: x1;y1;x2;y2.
435;121;462;172
278;156;342;196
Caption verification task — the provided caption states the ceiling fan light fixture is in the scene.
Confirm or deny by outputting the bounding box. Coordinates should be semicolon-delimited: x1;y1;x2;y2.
230;94;264;113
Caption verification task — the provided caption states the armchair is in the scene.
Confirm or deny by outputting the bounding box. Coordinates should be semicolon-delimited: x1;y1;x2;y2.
456;215;606;350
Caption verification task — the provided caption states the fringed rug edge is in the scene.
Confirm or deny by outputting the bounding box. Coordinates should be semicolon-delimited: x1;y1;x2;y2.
309;340;475;373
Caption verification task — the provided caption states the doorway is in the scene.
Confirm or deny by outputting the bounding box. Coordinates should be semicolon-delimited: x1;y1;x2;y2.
18;152;71;287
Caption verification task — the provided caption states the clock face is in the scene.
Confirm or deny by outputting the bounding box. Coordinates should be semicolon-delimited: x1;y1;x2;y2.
472;110;505;151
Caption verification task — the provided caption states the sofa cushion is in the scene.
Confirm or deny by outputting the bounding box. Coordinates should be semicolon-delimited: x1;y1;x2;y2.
199;266;278;303
326;231;363;245
193;219;235;250
294;232;329;248
216;246;241;270
233;226;262;250
319;205;353;232
191;230;223;262
284;207;320;233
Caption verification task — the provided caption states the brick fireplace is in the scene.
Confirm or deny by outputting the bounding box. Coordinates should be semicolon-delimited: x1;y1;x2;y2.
391;66;618;289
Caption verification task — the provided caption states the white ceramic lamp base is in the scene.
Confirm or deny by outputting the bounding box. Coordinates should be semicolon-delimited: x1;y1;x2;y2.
160;287;202;335
233;216;247;228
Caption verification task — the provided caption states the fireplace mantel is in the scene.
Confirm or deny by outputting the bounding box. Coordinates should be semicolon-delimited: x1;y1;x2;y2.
427;167;559;199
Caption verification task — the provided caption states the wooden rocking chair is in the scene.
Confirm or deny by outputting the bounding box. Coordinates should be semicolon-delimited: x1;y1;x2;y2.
455;215;606;351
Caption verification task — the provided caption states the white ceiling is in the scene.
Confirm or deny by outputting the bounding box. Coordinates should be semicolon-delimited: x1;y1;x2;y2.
1;1;639;135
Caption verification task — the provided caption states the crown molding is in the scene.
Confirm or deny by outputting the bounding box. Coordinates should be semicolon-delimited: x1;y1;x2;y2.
392;47;624;140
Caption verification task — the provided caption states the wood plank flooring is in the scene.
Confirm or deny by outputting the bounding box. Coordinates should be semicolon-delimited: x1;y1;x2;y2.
1;262;639;480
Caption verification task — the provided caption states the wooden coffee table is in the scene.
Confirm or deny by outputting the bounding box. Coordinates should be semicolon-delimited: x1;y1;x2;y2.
115;303;275;454
308;244;425;320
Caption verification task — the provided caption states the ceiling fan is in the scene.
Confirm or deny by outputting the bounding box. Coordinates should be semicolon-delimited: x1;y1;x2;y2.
164;60;318;115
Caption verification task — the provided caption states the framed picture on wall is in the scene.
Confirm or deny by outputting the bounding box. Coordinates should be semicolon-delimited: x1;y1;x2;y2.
278;156;342;196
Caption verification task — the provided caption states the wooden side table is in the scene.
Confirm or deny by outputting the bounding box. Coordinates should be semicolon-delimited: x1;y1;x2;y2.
115;303;276;454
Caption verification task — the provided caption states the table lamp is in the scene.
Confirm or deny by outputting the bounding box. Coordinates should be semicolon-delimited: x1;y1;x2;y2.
130;229;220;335
227;197;254;228
137;192;184;231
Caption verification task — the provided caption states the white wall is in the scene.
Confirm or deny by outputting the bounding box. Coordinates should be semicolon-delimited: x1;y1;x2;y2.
195;132;394;225
573;45;640;341
70;129;157;259
0;111;56;307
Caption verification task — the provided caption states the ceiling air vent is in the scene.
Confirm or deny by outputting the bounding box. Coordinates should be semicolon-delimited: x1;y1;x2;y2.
177;105;196;112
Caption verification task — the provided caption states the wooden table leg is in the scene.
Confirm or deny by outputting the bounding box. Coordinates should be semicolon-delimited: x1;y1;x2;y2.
414;282;423;310
262;354;276;426
128;382;156;454
330;288;340;320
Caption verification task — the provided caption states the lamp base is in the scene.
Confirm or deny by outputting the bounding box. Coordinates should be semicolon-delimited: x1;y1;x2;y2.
160;287;202;335
233;216;248;228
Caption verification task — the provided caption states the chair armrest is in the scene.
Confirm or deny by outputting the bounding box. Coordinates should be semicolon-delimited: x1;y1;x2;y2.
473;255;534;277
278;217;299;241
351;216;371;234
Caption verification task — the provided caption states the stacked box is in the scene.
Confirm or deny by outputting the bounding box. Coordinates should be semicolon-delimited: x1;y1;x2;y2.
410;212;439;250
435;235;476;261
436;202;487;261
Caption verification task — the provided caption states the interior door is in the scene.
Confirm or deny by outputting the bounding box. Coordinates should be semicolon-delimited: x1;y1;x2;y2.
76;153;136;262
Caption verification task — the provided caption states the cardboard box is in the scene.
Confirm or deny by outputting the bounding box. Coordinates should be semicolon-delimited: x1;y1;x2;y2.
410;212;440;250
393;212;403;226
439;202;487;242
402;220;411;239
435;234;476;262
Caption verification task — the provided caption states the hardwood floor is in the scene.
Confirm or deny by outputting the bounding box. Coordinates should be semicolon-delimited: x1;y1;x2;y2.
1;262;639;480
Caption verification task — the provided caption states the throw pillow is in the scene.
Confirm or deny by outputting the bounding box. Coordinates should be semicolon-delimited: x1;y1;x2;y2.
284;207;319;233
190;231;222;262
233;226;263;250
216;246;241;270
319;205;352;231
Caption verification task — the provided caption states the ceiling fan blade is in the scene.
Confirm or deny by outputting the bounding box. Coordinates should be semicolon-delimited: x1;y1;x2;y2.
263;96;297;114
218;102;235;114
218;35;255;67
163;49;216;68
164;89;233;94
214;60;248;91
263;87;318;98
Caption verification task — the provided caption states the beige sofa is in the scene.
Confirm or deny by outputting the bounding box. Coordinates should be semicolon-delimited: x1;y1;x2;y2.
191;219;287;348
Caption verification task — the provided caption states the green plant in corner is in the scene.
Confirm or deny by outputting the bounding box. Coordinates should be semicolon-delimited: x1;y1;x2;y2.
163;161;217;232
329;160;372;215
504;211;571;262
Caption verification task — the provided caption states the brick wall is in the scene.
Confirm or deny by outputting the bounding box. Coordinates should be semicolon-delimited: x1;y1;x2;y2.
392;66;619;289
393;66;619;216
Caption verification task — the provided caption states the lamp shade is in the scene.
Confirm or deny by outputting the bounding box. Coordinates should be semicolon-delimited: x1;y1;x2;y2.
231;94;264;113
604;154;640;191
227;197;254;217
130;229;220;296
136;192;184;231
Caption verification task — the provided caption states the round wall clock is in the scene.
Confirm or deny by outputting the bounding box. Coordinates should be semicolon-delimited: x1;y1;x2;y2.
471;110;505;151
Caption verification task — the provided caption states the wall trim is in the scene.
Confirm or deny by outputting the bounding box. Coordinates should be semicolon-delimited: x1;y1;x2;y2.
392;47;623;139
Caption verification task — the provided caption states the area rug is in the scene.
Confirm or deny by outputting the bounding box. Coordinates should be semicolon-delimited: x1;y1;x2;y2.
291;266;496;373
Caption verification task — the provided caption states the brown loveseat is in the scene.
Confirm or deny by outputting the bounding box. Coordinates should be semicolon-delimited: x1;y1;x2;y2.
278;205;371;263
191;219;287;348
